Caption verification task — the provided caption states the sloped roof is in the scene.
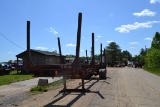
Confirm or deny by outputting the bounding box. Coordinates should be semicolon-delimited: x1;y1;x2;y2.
16;49;61;57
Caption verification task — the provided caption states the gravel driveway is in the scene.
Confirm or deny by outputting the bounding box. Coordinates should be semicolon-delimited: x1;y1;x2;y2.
1;67;160;107
0;77;62;107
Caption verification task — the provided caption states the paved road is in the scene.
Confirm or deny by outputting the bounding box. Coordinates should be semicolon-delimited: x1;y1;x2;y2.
42;67;160;107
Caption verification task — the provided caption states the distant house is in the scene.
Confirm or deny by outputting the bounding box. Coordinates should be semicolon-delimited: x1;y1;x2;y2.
16;49;65;68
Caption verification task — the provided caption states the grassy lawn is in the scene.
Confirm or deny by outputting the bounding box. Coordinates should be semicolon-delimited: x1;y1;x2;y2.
0;70;34;86
143;67;160;76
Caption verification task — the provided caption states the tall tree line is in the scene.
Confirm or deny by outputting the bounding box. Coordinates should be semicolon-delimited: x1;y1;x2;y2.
145;32;160;68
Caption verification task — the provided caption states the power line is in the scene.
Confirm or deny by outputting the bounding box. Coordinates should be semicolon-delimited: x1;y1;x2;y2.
0;33;25;50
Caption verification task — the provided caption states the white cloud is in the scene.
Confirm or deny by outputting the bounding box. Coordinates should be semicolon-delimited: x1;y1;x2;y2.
145;37;152;41
132;9;156;17
81;50;85;52
52;48;55;50
130;42;139;44
66;43;76;47
97;35;101;38
50;27;58;35
107;40;113;43
115;21;160;33
150;0;160;4
35;47;48;50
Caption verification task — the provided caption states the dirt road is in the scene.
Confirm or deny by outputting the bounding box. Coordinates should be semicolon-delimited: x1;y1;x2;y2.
1;67;160;107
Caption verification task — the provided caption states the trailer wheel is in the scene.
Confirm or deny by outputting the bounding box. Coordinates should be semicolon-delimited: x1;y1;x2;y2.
85;74;92;80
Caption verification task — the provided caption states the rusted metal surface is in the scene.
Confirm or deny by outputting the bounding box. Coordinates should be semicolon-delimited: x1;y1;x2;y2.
26;21;32;65
57;37;63;64
100;43;102;67
90;33;95;67
81;34;107;80
71;13;82;69
86;50;88;64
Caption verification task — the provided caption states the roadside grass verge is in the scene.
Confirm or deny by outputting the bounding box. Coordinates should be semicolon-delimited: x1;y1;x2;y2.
0;70;34;86
30;79;63;94
143;66;160;76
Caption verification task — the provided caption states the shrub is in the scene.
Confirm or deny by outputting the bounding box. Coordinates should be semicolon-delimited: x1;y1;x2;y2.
145;48;160;68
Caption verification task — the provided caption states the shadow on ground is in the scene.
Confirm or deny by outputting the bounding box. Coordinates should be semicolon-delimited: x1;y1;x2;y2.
44;77;110;107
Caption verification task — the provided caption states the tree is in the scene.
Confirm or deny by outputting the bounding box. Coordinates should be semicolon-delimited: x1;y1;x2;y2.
94;54;100;60
105;42;121;62
145;32;160;68
66;54;75;58
139;48;148;63
122;50;132;61
151;32;160;49
7;60;12;64
132;55;140;62
145;48;160;68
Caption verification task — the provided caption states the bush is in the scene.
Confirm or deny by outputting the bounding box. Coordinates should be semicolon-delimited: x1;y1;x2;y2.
145;48;160;68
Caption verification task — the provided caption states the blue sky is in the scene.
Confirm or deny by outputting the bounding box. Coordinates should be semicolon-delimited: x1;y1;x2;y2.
0;0;160;62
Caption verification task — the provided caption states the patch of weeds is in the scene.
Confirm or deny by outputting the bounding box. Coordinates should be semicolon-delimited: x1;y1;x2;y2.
31;86;49;92
30;79;64;95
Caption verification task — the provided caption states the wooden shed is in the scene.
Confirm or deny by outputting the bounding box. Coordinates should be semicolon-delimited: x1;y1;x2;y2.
16;49;65;68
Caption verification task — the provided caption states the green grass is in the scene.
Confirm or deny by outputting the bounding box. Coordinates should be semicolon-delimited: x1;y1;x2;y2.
143;67;160;76
0;70;34;86
31;86;49;92
49;79;63;87
30;79;63;94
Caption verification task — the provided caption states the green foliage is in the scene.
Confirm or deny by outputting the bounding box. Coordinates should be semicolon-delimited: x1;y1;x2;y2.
144;32;160;69
151;32;160;49
122;50;132;61
132;55;140;62
7;60;12;64
0;70;34;86
145;48;160;68
31;86;48;92
143;66;160;76
105;42;121;62
132;47;148;63
94;54;100;60
30;79;63;94
66;54;74;58
49;79;63;86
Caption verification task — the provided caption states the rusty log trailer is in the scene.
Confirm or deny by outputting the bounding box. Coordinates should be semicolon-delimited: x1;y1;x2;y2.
81;33;107;80
25;13;106;92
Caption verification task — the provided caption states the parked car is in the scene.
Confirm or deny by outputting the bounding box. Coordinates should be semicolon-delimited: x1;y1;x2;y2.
128;61;133;67
114;61;125;67
0;63;12;75
120;62;125;67
133;62;142;68
9;65;15;70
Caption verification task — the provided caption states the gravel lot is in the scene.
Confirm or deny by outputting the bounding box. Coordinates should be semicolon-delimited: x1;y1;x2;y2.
0;67;160;107
0;77;62;107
